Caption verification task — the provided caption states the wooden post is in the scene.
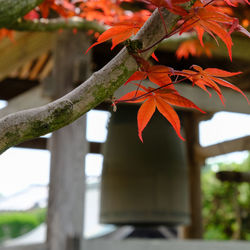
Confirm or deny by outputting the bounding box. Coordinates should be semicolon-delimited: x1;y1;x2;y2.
180;112;203;239
46;30;91;250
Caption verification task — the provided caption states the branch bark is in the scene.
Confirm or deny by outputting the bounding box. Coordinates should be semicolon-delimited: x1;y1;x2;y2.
0;0;44;28
0;9;181;154
7;17;105;34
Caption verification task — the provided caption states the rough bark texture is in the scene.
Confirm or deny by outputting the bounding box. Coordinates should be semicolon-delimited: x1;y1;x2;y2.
0;0;44;28
0;8;181;154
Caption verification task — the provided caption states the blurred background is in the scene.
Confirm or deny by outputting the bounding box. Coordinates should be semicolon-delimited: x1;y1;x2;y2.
0;107;250;243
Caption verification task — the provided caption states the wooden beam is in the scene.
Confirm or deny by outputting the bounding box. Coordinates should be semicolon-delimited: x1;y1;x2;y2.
16;137;47;149
46;31;91;250
0;85;52;119
216;171;250;183
1;81;249;114
15;138;102;154
47;118;87;250
0;32;55;81
89;142;102;154
29;53;50;80
180;112;203;239
19;60;33;79
174;85;250;114
38;57;54;81
159;35;250;62
0;78;39;100
196;136;250;159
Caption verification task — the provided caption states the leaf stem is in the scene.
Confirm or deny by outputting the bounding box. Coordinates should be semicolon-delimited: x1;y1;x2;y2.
158;7;168;35
116;76;189;103
138;16;200;54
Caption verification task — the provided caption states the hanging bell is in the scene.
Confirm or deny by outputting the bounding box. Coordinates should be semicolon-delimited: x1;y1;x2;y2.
100;104;190;226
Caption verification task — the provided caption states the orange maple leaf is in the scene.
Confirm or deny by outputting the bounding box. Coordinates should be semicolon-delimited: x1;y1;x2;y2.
39;0;75;18
117;85;205;142
180;0;235;60
0;29;14;41
176;39;214;59
180;65;249;104
223;0;250;6
124;58;173;87
79;0;126;24
86;18;146;52
145;0;189;15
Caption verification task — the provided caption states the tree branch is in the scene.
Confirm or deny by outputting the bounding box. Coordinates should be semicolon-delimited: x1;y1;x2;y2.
0;0;44;28
0;9;182;154
7;17;105;33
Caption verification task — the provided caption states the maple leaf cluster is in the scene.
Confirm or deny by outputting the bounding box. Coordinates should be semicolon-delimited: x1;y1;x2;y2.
115;57;249;141
117;61;206;141
96;0;249;141
176;39;214;59
0;0;249;142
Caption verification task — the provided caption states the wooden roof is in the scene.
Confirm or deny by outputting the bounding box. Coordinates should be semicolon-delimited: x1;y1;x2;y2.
10;52;53;81
0;32;56;82
0;31;249;109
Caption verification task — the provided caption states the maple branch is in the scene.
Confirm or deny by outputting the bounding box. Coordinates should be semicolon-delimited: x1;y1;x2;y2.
0;0;44;28
7;17;105;34
0;7;183;154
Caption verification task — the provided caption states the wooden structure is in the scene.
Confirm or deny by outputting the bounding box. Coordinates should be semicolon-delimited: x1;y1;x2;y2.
0;28;249;250
216;171;250;183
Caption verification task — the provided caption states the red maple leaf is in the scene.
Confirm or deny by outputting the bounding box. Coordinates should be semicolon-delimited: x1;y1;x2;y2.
223;0;250;6
117;84;205;142
124;57;174;87
79;0;126;24
176;39;214;59
0;29;14;41
39;0;75;18
144;0;189;15
86;18;146;52
180;0;235;60
125;64;173;87
180;65;249;104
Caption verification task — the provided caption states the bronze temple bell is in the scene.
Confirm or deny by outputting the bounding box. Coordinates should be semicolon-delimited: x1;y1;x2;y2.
100;104;190;226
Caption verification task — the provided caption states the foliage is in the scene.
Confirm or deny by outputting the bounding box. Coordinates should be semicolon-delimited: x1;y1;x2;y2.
85;0;250;141
0;0;249;150
202;153;250;240
0;209;46;242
